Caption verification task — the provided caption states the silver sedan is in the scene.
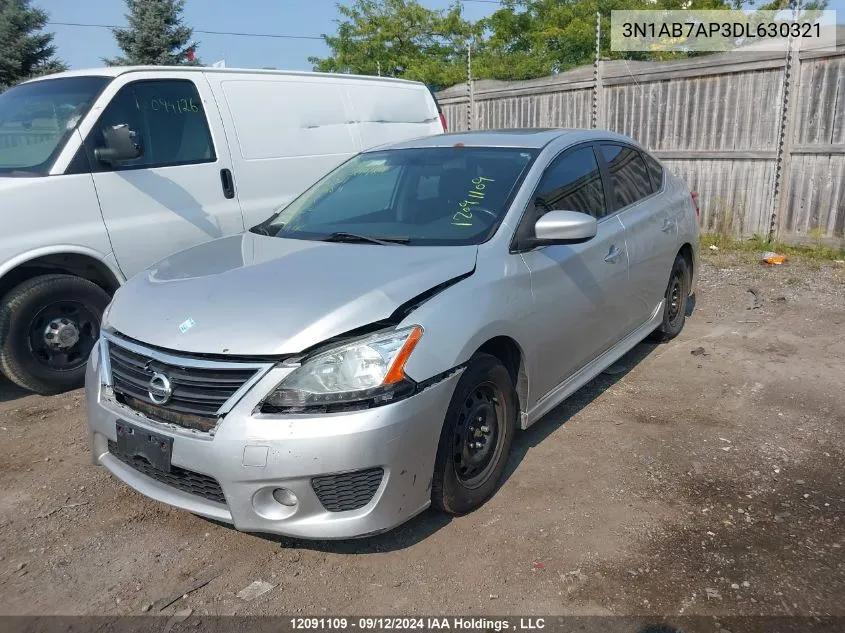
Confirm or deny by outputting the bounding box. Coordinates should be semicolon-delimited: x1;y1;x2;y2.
86;129;700;539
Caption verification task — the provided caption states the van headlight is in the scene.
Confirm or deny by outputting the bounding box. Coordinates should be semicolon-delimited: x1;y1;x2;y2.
260;326;423;413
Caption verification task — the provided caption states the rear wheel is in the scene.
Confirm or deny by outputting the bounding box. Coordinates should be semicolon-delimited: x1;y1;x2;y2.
431;353;517;515
0;274;111;395
648;254;691;343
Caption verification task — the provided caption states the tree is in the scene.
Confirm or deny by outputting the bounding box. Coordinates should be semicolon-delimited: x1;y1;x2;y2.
476;0;830;80
309;0;480;91
474;0;753;81
105;0;200;66
0;0;66;91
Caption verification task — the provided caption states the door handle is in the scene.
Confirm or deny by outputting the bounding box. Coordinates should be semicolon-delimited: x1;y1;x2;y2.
220;168;235;199
604;245;624;264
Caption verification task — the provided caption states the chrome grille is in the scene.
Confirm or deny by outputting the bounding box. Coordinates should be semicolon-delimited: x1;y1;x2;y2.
105;337;265;425
312;468;384;512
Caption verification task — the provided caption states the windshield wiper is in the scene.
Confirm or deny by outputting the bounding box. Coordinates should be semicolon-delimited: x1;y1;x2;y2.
322;232;410;246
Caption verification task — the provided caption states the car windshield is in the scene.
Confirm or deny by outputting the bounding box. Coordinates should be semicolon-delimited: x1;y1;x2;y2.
0;76;111;176
260;146;538;246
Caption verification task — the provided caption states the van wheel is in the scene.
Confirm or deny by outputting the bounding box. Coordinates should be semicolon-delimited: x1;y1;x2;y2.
648;254;691;343
431;353;517;515
0;275;110;395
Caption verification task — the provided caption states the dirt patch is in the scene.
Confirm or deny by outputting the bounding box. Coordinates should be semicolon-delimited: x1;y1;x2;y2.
0;252;843;617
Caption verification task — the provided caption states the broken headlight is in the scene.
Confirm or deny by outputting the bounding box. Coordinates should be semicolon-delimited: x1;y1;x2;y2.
260;326;423;413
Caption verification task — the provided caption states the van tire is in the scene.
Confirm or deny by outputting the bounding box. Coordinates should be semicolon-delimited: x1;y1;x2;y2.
648;254;691;343
0;275;110;395
431;353;517;515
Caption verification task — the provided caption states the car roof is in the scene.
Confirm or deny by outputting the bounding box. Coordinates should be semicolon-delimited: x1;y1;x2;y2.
376;128;641;150
20;65;425;87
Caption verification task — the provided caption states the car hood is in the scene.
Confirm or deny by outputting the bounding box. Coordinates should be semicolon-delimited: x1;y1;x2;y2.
107;233;477;356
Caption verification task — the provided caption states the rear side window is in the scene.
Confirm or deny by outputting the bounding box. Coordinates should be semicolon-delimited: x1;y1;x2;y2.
534;146;606;219
599;144;653;210
642;151;664;192
91;79;215;170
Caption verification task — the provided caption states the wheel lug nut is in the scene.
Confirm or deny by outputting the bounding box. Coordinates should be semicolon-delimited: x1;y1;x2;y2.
480;425;489;433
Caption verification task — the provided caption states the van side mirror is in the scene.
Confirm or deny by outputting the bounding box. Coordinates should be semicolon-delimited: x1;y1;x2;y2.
95;124;142;164
533;210;597;245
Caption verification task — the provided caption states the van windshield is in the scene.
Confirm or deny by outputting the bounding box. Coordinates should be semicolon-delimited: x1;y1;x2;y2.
0;76;111;176
260;146;538;246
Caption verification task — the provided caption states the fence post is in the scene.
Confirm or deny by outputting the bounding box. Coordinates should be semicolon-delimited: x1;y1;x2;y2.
592;12;602;129
466;41;474;131
768;5;802;243
772;36;803;242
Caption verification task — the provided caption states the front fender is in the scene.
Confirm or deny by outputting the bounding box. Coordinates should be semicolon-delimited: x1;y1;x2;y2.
399;251;534;391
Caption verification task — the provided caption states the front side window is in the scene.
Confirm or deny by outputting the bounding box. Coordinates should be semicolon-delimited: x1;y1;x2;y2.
261;147;538;246
600;144;653;209
91;79;215;170
0;76;110;176
534;146;606;219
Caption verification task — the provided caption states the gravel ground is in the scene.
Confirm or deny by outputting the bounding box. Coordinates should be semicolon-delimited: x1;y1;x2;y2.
0;251;843;620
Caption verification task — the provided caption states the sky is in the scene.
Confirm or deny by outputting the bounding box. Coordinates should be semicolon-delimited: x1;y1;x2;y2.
40;0;499;71
40;0;845;71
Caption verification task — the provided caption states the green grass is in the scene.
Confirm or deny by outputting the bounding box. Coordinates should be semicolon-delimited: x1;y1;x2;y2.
701;234;845;262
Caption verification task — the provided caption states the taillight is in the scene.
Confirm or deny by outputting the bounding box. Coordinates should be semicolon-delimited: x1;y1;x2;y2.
439;112;447;132
691;191;700;218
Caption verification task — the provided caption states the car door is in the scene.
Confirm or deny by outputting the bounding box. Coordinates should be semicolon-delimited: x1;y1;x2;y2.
84;74;245;279
598;143;676;331
518;143;631;401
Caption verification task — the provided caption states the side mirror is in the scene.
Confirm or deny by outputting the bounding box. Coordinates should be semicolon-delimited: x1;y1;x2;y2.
94;123;142;164
533;210;597;245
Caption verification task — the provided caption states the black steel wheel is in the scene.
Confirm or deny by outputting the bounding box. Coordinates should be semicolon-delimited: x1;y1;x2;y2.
453;381;506;489
648;254;691;343
0;274;111;395
432;353;517;515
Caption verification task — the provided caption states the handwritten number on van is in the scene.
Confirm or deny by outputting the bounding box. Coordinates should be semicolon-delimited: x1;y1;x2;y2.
452;177;495;227
150;97;200;114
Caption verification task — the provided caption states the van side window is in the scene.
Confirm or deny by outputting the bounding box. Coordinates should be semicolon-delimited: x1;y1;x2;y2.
91;80;215;170
599;144;652;209
534;146;606;219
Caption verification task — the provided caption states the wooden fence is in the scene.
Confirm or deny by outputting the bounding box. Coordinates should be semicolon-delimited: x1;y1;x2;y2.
437;39;845;245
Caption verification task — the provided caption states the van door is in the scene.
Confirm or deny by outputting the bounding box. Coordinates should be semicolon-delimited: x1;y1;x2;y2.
82;73;245;279
205;75;359;229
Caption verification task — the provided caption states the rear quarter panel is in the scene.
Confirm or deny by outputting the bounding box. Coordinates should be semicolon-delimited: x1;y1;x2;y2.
668;171;701;293
343;82;442;150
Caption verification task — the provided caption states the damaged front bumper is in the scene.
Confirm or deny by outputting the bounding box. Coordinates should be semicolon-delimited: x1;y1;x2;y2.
85;340;461;540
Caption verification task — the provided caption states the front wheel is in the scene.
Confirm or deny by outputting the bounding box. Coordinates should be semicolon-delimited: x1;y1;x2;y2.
0;274;111;395
648;254;691;343
431;353;517;515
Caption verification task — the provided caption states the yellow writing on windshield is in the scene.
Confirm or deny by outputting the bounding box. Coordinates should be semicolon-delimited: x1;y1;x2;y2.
452;176;495;227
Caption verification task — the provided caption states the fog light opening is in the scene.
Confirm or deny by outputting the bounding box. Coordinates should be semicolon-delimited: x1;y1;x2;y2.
272;488;298;507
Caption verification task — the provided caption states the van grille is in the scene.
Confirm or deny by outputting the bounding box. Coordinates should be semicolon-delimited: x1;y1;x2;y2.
107;341;260;428
311;468;384;512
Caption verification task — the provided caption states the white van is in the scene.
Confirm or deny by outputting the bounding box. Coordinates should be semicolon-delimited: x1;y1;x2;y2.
0;66;445;394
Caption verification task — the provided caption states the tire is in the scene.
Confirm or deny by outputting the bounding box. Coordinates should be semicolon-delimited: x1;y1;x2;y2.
431;353;517;515
0;274;111;395
648;254;691;343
